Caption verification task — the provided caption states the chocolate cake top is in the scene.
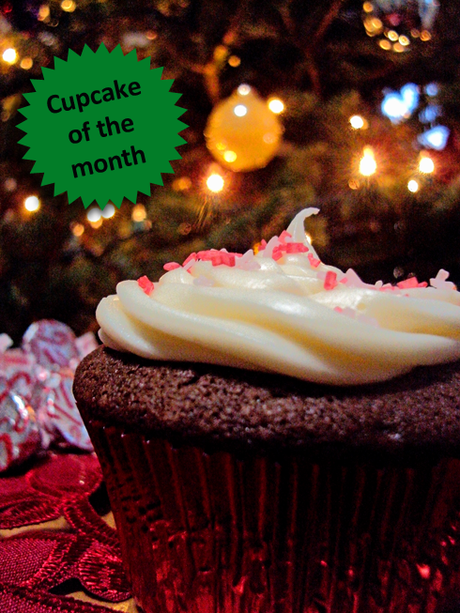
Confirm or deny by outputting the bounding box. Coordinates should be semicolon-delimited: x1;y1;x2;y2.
74;346;460;459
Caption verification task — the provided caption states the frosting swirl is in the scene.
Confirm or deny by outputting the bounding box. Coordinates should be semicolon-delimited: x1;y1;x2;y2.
97;209;460;385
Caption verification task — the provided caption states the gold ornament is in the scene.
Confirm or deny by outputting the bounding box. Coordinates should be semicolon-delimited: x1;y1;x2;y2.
205;85;283;172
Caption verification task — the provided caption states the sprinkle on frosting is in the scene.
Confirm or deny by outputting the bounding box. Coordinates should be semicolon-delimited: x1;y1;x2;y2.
98;209;460;386
278;230;292;244
163;262;181;271
137;275;154;295
182;252;197;267
397;277;428;289
307;253;321;268
258;239;267;252
430;269;457;291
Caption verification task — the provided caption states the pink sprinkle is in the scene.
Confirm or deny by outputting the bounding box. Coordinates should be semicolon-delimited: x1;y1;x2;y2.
272;246;284;261
163;262;181;271
397;277;428;289
262;236;279;258
235;249;261;271
195;250;236;267
324;271;338;290
278;230;292;244
220;252;236;267
196;250;239;266
380;283;399;292
430;269;457;291
308;253;321;268
258;239;267;251
183;252;197;267
137;275;154;295
285;243;309;254
334;306;343;313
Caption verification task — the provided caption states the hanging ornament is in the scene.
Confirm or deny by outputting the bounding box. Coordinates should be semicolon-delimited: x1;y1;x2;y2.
205;85;283;172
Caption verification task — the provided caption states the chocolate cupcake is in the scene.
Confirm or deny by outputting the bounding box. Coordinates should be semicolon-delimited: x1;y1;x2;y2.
74;209;460;613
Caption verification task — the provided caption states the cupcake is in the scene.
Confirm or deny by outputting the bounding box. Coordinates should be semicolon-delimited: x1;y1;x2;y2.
74;208;460;613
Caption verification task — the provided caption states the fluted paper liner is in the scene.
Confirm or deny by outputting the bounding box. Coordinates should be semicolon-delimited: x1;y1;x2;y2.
86;420;460;613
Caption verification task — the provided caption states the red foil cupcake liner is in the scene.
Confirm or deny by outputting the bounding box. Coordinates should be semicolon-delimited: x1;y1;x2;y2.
86;419;460;613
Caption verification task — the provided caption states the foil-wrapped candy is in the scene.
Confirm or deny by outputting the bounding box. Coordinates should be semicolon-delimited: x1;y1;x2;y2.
0;320;98;471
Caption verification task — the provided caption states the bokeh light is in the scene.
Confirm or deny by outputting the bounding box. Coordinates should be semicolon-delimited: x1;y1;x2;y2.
206;173;224;193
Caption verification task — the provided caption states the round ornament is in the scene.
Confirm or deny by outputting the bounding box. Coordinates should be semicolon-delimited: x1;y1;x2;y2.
205;85;283;172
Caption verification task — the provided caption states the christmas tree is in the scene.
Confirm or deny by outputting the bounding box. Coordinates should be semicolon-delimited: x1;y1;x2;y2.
1;0;460;342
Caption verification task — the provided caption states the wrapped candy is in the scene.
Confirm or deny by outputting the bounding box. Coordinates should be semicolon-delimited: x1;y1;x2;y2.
0;392;41;472
0;320;98;471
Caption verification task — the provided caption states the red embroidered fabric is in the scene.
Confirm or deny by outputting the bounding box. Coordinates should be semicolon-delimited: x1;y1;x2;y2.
0;452;132;612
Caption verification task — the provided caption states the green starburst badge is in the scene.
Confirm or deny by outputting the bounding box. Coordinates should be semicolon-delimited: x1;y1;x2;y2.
18;44;187;209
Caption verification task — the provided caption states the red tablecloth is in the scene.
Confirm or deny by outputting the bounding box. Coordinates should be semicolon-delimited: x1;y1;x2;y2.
0;452;137;612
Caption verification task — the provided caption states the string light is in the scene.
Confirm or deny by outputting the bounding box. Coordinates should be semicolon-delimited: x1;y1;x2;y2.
387;30;399;41
420;30;432;41
172;176;192;191
417;126;449;150
24;196;40;212
101;203;115;218
379;39;391;50
206;173;224;193
268;98;285;114
408;179;419;193
86;207;102;223
419;155;434;174
71;223;84;237
233;104;247;117
2;48;17;64
132;204;147;221
237;84;251;96
61;0;76;11
20;58;33;70
359;147;377;177
349;115;367;129
4;178;17;192
223;150;237;163
38;5;50;21
228;55;241;67
348;179;360;190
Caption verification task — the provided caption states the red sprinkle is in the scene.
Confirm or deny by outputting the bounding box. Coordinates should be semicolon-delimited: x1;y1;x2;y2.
137;275;154;295
285;243;309;254
307;253;321;268
272;246;284;261
324;271;338;290
278;230;292;244
397;277;428;289
380;283;399;291
182;252;197;267
163;262;181;271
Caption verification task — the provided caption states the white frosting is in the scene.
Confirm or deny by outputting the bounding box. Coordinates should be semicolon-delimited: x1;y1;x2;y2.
97;209;460;385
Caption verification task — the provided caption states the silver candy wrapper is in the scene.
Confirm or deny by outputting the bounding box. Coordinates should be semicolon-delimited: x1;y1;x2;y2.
0;392;41;472
0;320;98;471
